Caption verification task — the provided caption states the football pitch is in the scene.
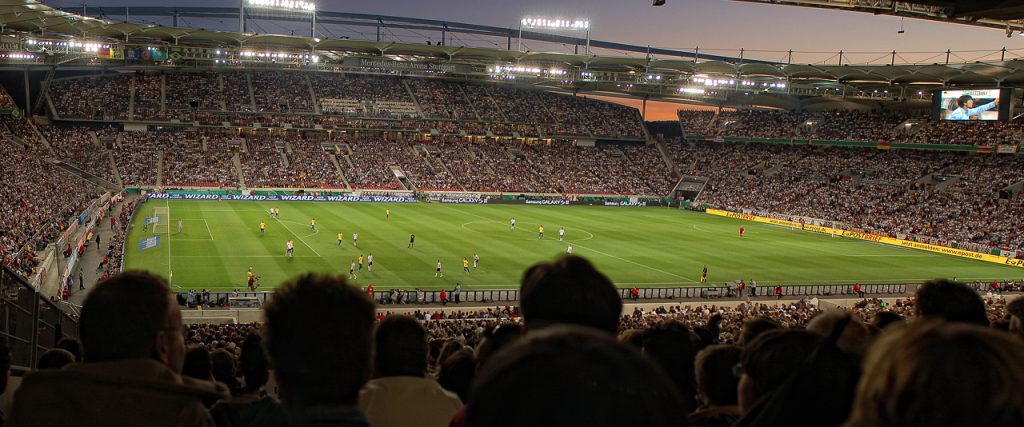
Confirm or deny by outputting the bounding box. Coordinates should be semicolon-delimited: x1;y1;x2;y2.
123;200;1024;291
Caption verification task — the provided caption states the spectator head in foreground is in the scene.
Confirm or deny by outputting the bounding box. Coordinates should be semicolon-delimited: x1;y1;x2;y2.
373;315;427;377
519;255;621;334
845;321;1024;427
80;270;185;370
37;348;75;370
466;325;686;427
641;320;699;413
360;314;462;427
54;337;82;362
1007;297;1024;340
914;279;988;326
263;273;375;415
807;311;872;356
738;317;781;347
12;271;226;427
736;328;860;427
690;344;742;427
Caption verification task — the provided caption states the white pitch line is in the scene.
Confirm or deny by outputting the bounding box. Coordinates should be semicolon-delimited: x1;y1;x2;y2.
439;204;691;282
166;201;172;285
202;218;215;241
275;218;322;257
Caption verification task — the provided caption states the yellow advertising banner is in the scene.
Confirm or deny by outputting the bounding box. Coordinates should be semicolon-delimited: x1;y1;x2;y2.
705;208;1024;269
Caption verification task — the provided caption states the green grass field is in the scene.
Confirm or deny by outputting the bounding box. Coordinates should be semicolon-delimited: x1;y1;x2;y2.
123;200;1024;291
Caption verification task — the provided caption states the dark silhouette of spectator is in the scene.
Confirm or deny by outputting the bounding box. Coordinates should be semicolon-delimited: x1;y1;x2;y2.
641;320;699;414
737;318;780;347
12;271;227;427
182;345;213;381
1006;297;1024;341
845;321;1024;427
806;311;873;356
733;328;860;427
870;311;903;330
55;337;83;362
473;323;524;369
210;332;288;427
359;315;462;427
437;348;475;402
211;349;242;395
690;344;742;427
519;255;622;334
262;273;375;427
37;348;75;370
914;279;988;326
466;325;687;427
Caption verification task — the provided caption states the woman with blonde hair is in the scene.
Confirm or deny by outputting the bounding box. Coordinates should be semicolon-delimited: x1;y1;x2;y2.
845;321;1024;427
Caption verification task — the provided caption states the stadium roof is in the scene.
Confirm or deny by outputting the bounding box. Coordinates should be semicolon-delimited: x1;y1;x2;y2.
732;0;1024;33
3;1;1024;96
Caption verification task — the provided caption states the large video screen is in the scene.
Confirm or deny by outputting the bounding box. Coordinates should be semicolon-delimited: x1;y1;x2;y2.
939;89;1001;121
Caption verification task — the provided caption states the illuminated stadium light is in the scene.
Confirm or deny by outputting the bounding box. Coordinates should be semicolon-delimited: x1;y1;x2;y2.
520;17;590;30
246;0;315;12
679;87;704;94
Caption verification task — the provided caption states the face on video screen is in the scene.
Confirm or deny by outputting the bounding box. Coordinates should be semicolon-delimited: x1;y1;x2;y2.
940;89;1001;121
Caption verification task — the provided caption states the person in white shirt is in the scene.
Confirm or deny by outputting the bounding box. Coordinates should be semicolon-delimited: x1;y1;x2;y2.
566;244;573;255
367;253;374;272
559;227;565;242
286;240;294;257
435;260;443;278
353;232;359;247
472;253;480;268
349;260;357;279
510;217;516;231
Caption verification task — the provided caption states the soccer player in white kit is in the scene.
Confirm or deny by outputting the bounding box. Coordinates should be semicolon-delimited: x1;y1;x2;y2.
349;260;357;279
510;217;516;231
286;240;294;257
559;227;565;242
435;259;443;277
566;244;573;255
472;253;479;268
353;232;359;247
367;253;374;272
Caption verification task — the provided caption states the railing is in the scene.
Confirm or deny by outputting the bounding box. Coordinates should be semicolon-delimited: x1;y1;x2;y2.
0;265;80;370
178;283;916;310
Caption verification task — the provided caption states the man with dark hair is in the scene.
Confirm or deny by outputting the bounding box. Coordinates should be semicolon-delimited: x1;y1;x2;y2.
735;329;860;427
211;349;242;395
210;332;288;427
737;317;780;347
641;320;699;414
37;348;75;370
466;325;687;427
1008;297;1024;341
948;94;998;120
358;315;462;427
12;271;226;427
690;344;742;427
914;279;988;326
263;273;375;426
519;255;622;334
55;337;82;362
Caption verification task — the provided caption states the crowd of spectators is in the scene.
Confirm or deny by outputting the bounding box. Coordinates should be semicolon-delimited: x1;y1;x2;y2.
50;75;130;121
33;258;1018;426
667;138;1024;253
162;132;241;188
680;108;1024;147
251;71;314;113
0;138;102;278
39;124;120;184
133;72;165;121
114;131;164;186
48;71;649;139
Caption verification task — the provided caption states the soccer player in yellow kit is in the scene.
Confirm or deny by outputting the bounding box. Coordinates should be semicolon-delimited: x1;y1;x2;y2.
337;232;344;246
259;221;266;236
538;225;544;239
463;257;470;274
